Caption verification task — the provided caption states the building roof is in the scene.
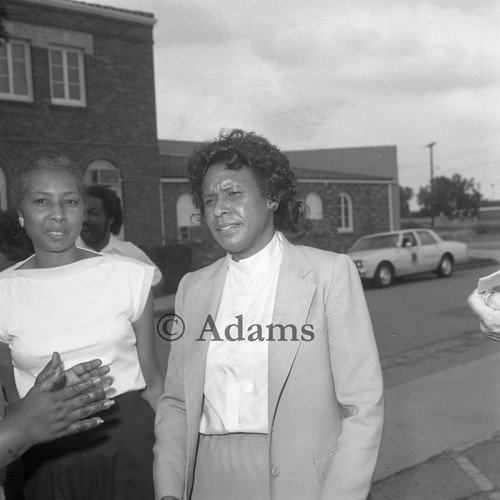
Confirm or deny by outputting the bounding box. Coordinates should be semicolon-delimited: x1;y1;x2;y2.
158;139;397;182
24;0;156;25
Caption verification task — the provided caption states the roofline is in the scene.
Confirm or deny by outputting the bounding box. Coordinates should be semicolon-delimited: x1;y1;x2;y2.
160;177;395;185
22;0;156;26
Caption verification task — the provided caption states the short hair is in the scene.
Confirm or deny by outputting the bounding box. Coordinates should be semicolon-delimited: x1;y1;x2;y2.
187;129;309;235
0;209;34;263
12;154;85;209
86;184;123;235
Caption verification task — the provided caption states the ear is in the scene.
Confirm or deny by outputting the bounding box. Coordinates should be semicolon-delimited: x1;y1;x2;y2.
267;200;279;212
17;209;25;228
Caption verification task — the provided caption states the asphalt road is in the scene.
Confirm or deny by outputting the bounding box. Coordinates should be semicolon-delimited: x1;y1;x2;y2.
364;263;500;389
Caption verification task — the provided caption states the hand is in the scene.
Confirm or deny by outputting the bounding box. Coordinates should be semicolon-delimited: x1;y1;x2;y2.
467;288;500;341
9;353;115;447
35;352;111;391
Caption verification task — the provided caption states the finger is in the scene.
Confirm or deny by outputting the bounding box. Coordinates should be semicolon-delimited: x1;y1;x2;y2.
61;377;107;400
37;365;64;392
35;352;61;385
69;359;103;377
64;417;106;436
70;397;115;419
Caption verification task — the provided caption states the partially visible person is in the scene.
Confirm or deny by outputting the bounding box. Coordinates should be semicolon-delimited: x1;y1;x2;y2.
1;352;113;470
0;209;33;272
468;287;500;341
78;184;165;296
0;154;162;499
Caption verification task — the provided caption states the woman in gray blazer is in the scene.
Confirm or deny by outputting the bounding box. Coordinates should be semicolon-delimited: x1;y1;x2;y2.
153;129;384;500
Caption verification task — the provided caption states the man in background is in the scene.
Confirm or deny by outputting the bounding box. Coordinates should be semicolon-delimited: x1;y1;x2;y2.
78;185;165;296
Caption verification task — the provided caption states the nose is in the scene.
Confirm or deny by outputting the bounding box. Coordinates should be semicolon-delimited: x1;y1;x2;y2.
213;196;230;217
50;202;67;221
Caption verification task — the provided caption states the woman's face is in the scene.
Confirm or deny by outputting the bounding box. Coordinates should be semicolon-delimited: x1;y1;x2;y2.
18;167;84;263
201;162;275;261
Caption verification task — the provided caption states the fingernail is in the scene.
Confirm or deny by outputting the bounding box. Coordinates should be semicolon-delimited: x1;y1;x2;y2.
104;399;115;408
95;417;104;425
103;384;112;393
92;377;101;386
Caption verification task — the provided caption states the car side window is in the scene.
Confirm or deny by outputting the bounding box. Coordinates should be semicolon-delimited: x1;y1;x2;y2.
417;231;437;245
402;233;417;247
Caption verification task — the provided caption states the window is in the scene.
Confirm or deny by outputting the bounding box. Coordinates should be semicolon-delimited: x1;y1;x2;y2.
0;39;33;101
177;194;205;241
337;192;353;233
49;46;86;106
416;230;437;245
305;192;329;232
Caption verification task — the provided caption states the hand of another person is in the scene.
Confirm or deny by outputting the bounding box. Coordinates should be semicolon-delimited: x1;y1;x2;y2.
9;352;115;446
467;288;500;341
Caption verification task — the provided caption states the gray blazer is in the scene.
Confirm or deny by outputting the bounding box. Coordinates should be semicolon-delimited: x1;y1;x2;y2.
153;238;384;500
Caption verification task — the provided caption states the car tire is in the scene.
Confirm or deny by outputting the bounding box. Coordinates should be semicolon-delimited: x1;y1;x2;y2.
374;262;394;287
437;254;453;278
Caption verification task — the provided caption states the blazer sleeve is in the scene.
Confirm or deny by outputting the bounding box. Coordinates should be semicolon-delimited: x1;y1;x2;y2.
320;253;384;500
153;274;190;500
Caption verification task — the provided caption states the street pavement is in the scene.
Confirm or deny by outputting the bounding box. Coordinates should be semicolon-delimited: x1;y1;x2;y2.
153;244;500;500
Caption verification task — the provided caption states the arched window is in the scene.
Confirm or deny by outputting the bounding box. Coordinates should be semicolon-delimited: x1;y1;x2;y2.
0;168;7;210
338;192;353;233
176;193;205;240
84;160;124;237
305;192;323;220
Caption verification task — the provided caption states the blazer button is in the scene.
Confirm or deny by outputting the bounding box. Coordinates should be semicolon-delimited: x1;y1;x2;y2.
271;466;280;477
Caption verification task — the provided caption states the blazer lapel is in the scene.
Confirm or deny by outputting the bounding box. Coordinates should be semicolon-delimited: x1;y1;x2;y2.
268;241;316;429
184;259;228;454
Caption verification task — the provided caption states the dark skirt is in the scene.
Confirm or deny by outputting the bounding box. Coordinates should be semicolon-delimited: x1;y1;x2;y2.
22;391;155;500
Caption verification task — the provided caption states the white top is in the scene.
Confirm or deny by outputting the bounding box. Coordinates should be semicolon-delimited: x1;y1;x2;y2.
0;254;154;398
200;232;283;435
77;234;163;287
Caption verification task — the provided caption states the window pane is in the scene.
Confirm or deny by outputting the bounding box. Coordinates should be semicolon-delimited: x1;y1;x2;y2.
68;84;80;100
52;66;64;82
13;77;27;95
50;49;63;65
52;82;65;98
67;67;79;84
0;76;9;93
0;59;8;76
67;51;79;67
11;43;25;60
13;60;26;78
0;44;6;57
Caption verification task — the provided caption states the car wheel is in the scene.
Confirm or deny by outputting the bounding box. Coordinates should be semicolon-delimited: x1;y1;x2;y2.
374;262;394;287
437;254;453;278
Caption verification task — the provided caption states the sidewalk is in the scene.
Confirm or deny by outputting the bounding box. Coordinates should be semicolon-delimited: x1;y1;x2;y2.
372;352;500;499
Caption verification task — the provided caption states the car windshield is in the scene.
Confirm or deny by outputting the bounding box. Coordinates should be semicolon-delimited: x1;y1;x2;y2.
349;234;399;252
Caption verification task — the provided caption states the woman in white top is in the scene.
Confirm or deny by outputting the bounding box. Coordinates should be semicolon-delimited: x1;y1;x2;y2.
0;155;163;500
153;130;384;500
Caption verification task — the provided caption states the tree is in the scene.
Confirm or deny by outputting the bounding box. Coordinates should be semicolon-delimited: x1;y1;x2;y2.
399;186;413;217
0;0;9;43
417;173;482;218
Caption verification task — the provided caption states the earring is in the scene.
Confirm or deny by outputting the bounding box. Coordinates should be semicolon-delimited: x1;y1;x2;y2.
268;201;279;212
18;216;24;228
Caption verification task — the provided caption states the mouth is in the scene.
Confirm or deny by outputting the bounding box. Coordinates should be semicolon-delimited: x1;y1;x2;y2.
215;222;241;234
47;230;67;239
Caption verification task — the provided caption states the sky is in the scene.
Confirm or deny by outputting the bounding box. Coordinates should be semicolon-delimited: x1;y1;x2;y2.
83;0;500;206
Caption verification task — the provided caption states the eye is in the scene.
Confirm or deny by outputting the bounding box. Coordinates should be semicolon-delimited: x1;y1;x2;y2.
203;196;216;207
227;190;241;198
64;198;79;205
34;198;47;205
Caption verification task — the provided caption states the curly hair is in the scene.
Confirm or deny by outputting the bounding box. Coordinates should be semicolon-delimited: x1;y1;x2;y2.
11;154;85;209
187;129;309;234
86;184;123;235
0;209;34;263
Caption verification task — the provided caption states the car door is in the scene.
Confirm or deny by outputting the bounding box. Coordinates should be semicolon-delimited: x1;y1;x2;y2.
399;231;422;275
415;230;442;271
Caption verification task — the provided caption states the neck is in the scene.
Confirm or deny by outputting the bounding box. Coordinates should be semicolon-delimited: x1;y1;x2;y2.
33;246;79;269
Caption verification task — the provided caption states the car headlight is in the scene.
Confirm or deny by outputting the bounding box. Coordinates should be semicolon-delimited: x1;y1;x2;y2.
353;259;367;276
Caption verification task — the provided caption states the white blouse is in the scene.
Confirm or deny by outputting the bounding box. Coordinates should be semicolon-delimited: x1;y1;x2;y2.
0;254;154;398
200;232;283;434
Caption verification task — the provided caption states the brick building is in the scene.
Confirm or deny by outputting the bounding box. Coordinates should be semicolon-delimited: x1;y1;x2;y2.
159;139;399;269
0;0;162;246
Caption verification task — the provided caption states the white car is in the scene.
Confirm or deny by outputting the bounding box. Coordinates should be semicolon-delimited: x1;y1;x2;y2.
347;228;469;287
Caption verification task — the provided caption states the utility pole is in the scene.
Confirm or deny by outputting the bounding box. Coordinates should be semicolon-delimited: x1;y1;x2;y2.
425;142;436;228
